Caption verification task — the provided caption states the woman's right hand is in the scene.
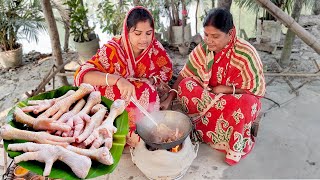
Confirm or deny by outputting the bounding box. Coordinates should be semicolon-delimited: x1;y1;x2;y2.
160;96;172;110
116;77;136;102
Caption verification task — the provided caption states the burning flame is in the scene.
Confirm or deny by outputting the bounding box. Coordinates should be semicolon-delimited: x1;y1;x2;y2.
171;145;180;153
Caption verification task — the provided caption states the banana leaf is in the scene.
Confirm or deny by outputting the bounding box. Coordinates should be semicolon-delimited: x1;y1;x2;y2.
3;86;129;179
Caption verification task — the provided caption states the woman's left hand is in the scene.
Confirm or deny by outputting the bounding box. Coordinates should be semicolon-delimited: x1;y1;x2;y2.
160;97;172;110
211;85;232;94
127;77;153;85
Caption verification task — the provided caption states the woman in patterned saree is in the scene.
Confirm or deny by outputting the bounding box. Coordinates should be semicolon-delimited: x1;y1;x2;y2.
74;6;173;147
161;8;265;165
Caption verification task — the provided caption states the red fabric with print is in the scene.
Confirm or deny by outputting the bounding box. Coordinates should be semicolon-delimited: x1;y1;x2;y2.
74;7;172;130
178;78;261;165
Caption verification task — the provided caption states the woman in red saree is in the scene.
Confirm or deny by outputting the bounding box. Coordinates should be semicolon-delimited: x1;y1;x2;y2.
162;8;265;165
74;7;173;146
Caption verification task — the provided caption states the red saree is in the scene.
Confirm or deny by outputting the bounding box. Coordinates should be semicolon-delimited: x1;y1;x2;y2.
74;7;173;131
178;28;265;165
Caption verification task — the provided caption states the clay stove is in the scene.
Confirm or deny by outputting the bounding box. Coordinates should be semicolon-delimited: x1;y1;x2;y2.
131;137;198;180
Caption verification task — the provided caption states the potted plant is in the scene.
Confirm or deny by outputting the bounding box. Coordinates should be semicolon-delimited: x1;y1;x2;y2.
65;0;99;64
164;0;192;55
0;0;46;68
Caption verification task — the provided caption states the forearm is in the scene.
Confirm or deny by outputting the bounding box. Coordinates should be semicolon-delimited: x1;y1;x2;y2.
166;74;184;101
83;71;122;86
212;85;246;94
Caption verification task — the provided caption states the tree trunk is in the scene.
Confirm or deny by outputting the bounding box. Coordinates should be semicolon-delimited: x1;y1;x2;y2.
312;0;320;15
181;0;186;44
133;0;140;6
217;0;232;10
63;24;70;52
195;0;199;34
41;0;69;85
279;0;303;67
212;0;216;8
171;0;179;26
50;0;70;52
255;0;320;54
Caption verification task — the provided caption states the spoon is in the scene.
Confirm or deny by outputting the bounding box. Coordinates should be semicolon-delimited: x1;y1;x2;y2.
130;97;158;126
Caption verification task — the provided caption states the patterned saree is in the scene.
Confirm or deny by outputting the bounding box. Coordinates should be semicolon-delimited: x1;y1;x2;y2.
178;29;265;165
74;7;173;131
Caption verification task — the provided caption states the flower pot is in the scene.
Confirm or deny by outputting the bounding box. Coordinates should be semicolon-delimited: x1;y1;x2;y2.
256;19;281;44
171;23;192;46
178;42;190;56
0;45;23;68
74;34;100;64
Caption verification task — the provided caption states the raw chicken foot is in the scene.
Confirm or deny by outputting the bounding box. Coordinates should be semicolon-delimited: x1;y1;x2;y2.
14;107;71;132
54;99;86;136
8;142;91;178
38;83;94;120
76;104;107;143
85;99;126;149
66;145;113;165
61;91;101;137
0;124;74;146
21;90;75;114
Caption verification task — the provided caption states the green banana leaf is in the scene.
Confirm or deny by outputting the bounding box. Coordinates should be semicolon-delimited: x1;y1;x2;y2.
3;86;129;179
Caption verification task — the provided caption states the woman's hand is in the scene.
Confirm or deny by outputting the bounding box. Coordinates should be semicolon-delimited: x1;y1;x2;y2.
160;97;172;110
211;85;232;94
127;77;153;85
116;78;136;102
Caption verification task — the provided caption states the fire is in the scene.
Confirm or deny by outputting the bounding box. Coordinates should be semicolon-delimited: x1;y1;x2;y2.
170;144;182;152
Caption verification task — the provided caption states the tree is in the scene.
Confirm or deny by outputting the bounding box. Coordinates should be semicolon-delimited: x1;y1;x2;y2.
218;0;232;10
51;0;70;52
255;0;320;55
312;0;320;15
279;0;303;67
41;0;69;85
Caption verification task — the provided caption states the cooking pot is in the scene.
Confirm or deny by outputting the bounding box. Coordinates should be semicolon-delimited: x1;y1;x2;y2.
136;110;192;150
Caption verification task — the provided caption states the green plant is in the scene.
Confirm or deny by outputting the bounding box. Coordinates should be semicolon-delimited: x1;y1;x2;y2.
235;0;315;20
97;0;131;36
134;0;164;33
0;0;46;51
65;0;95;42
235;0;294;20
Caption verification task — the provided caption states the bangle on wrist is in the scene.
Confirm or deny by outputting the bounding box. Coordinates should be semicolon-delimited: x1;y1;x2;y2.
153;76;158;85
115;76;122;86
232;85;236;96
105;73;110;86
169;89;178;94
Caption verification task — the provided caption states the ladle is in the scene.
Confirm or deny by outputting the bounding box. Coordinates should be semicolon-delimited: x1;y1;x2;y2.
130;97;158;126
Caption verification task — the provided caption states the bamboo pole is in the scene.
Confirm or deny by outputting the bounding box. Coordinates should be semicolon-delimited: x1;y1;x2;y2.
265;72;320;77
255;0;320;54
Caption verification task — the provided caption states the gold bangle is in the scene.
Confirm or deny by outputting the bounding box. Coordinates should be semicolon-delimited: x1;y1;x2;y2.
169;89;178;94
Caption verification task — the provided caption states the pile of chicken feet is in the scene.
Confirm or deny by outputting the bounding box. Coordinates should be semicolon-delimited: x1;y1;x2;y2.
0;83;126;179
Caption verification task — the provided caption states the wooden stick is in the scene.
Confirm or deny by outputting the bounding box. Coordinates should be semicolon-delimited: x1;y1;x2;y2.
255;0;320;54
26;59;71;97
56;72;74;76
265;73;320;77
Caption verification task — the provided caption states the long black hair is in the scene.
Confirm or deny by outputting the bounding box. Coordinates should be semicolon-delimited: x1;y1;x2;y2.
203;8;234;33
127;8;154;31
